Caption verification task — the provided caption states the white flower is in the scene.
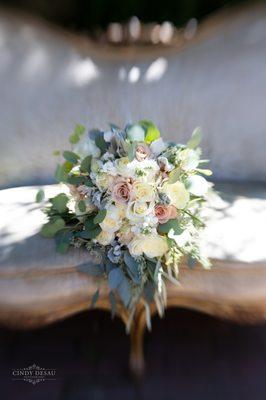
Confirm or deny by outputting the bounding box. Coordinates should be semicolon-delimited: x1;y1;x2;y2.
95;173;114;191
127;159;159;181
162;181;189;209
186;175;209;196
95;230;115;246
115;157;130;177
129;234;168;258
168;228;191;247
100;205;122;233
74;136;100;158
127;124;145;142
131;181;156;203
150;138;166;155
126;201;154;222
101;160;117;176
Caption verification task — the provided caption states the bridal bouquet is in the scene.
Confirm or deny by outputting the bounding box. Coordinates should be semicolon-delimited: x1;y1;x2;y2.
38;121;212;327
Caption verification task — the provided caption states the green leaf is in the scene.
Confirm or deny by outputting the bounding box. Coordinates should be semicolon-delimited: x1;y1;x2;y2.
41;217;65;238
108;268;124;290
93;209;107;224
55;230;73;253
54;161;73;183
95;132;107;155
77;262;105;276
90;289;100;308
50;193;69;213
157;219;184;235
195;168;212;176
78;200;86;213
69;124;85;144
168;168;181;184
84;214;97;231
78;225;102;239
124;251;141;284
63;151;80;164
80;155;92;173
117;276;131;307
139;120;160;143
187;127;202;149
35;189;44;203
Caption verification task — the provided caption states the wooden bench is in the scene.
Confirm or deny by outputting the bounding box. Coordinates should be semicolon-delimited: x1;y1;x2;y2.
1;182;265;376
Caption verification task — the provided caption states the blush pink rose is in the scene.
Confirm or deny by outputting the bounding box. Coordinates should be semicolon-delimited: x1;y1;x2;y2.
135;144;151;161
112;178;132;204
155;204;177;224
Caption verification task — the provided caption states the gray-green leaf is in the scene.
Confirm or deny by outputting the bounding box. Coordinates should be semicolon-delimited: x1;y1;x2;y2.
35;189;45;203
80;155;92;173
187;127;202;149
41;217;65;238
50;193;69;213
93;209;107;224
63;150;80;164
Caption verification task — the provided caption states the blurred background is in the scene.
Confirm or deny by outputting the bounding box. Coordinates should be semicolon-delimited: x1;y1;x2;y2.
0;1;266;399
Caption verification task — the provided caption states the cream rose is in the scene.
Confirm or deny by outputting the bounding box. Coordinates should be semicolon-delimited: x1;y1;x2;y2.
162;181;189;209
126;201;154;222
129;234;168;258
96;230;115;246
131;182;155;203
100;205;122;233
95;173;114;191
115;157;130;177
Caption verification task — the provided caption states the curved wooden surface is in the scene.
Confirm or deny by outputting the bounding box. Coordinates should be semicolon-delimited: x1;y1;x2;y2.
0;182;266;375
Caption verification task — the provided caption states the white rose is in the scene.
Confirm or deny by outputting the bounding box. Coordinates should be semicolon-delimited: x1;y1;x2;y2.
100;205;122;233
126;201;154;222
129;234;168;258
95;173;114;191
162;181;189;209
74;136;100;159
132;182;155;203
126;124;145;142
115;157;130;177
96;230;115;246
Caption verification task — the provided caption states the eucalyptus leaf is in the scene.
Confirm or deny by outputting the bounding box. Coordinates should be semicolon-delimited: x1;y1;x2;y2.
108;268;124;290
78;225;102;239
80;155;92;173
93;209;107;224
124;251;141;284
117;276;131;307
41;217;65;238
95;132;107;155
55;230;73;253
50;193;69;213
187;127;202;149
35;189;44;203
90;289;100;308
157;219;183;235
63;150;80;164
78;200;86;213
168;168;181;184
69;124;85;144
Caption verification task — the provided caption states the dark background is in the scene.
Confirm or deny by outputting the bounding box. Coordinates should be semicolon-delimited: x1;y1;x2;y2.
0;0;256;33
